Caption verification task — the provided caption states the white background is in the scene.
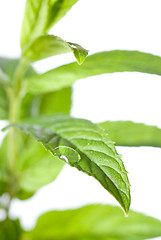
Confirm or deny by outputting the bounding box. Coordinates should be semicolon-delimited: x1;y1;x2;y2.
0;0;161;238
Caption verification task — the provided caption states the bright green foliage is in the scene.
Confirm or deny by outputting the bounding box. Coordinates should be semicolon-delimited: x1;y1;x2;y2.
20;0;87;64
0;57;36;81
20;0;49;49
0;219;21;240
0;137;8;195
22;34;88;64
38;87;72;115
0;133;65;199
0;85;8;120
68;42;89;65
0;69;9;86
44;0;79;32
1;0;161;239
0;57;72;120
0;58;20;81
27;204;161;240
20;0;78;50
16;133;65;195
12;114;131;213
21;87;72;119
99;121;161;148
26;50;161;94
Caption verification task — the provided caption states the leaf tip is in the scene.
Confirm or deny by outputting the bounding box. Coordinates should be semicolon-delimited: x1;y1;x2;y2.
67;42;89;65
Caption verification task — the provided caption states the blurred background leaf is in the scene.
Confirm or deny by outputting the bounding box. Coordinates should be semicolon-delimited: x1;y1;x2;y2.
26;204;161;240
99;121;161;148
26;50;161;94
0;219;21;240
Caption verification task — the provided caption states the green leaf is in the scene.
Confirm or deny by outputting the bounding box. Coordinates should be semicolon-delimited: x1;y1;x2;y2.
0;137;9;196
20;0;79;50
68;42;89;65
0;58;19;80
0;57;36;81
26;50;161;94
0;69;10;86
22;34;88;64
44;0;79;32
39;87;72;115
16;132;65;195
99;121;161;148
20;87;72;120
0;132;64;198
27;204;161;240
0;85;8;120
12;114;130;213
18;89;72;198
0;57;37;120
20;0;49;50
0;219;21;240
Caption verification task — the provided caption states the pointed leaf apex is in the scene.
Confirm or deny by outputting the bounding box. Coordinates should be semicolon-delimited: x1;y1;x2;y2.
68;42;89;65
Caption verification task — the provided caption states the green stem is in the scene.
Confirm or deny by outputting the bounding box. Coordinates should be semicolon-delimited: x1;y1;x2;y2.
8;89;19;172
7;58;28;173
14;58;29;96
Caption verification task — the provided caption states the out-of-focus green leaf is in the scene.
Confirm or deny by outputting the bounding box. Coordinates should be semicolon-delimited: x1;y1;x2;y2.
20;0;49;50
0;137;9;196
26;50;161;94
0;57;37;120
39;87;72;115
0;85;8;120
27;204;161;240
0;69;10;86
17;89;72;198
44;0;79;32
0;58;19;81
0;132;64;199
99;121;161;148
20;0;78;50
20;87;72;119
0;219;21;240
22;34;88;64
16;132;65;195
0;57;36;81
12;114;130;213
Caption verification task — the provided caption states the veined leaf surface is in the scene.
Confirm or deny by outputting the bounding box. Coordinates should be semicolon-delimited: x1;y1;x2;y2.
99;121;161;148
26;204;161;240
26;50;161;94
11;115;130;213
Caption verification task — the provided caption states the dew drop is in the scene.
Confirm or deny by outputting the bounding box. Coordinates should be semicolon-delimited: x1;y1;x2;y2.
54;146;81;164
60;155;69;163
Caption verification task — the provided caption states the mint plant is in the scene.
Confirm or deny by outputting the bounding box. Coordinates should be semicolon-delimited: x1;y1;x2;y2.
0;1;161;239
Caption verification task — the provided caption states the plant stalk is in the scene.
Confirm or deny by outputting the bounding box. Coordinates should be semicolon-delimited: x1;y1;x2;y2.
8;58;28;173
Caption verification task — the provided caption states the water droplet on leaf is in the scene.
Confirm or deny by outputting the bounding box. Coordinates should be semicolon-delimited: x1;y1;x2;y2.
54;146;81;164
